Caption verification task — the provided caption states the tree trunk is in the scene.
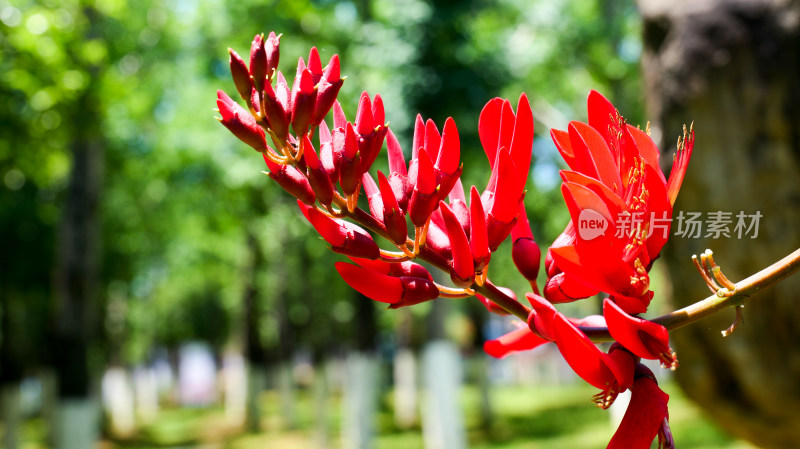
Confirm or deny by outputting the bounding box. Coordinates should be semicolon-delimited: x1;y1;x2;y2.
242;230;266;432
639;1;800;447
53;88;104;449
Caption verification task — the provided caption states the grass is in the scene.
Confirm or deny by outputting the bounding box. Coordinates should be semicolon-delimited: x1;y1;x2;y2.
11;382;754;448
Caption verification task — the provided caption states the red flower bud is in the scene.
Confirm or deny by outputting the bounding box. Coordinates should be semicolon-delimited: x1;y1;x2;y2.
335;262;439;308
362;173;383;221
469;187;490;272
378;171;408;246
312;54;343;126
262;80;290;143
263;155;315;205
229;49;253;106
249;34;267;90
216;90;267;152
307;47;323;83
301;135;334;207
408;148;438;227
291;67;317;136
299;202;379;260
347;256;432;280
265;32;280;80
338;123;362;197
440;201;473;287
511;204;540;282
385;129;410;210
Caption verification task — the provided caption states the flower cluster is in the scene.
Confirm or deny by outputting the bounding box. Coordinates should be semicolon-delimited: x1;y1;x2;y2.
217;32;694;449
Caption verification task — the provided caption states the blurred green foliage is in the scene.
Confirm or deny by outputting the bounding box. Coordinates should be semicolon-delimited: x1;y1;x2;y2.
0;0;643;371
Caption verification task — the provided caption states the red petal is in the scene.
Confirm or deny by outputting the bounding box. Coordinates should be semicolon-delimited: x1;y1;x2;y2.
424;119;441;163
408;148;438;228
333;100;347;129
440;201;474;286
372;94;385;128
586;90;618;150
542;271;599;304
478;98;504;167
335;262;404;304
569;121;623;193
435;117;460;175
386;128;408;177
414;147;436;195
301;136;334;206
308;48;322;80
625;124;664;183
339;123;362;195
552;313;617;391
509;93;534;191
323;54;341;83
469;187;490;270
362;172;383;221
484;326;549;359
607;365;669;449
666;127;694;205
378;171;408;245
489;148;520;224
388;277;440;308
526;293;558;341
551;128;575;168
355;92;373;135
411;114;425;160
604;299;676;368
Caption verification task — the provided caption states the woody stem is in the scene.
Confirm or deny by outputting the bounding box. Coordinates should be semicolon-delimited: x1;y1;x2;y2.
580;247;800;342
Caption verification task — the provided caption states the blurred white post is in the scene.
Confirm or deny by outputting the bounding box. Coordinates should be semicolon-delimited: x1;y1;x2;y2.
341;351;378;449
53;397;99;449
133;366;159;425
393;348;417;429
277;361;297;429
1;382;21;449
223;352;247;427
101;367;136;437
422;340;467;449
313;360;331;448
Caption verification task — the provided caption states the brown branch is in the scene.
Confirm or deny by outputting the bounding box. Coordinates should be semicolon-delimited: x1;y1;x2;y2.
580;247;800;341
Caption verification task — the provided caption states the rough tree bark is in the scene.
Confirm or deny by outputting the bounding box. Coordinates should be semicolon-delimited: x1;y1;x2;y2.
639;1;800;447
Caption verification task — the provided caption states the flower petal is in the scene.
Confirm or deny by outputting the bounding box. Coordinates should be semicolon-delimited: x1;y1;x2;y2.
484;326;549;359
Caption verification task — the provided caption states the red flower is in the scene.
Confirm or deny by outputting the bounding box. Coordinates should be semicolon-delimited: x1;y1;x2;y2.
545;90;694;314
